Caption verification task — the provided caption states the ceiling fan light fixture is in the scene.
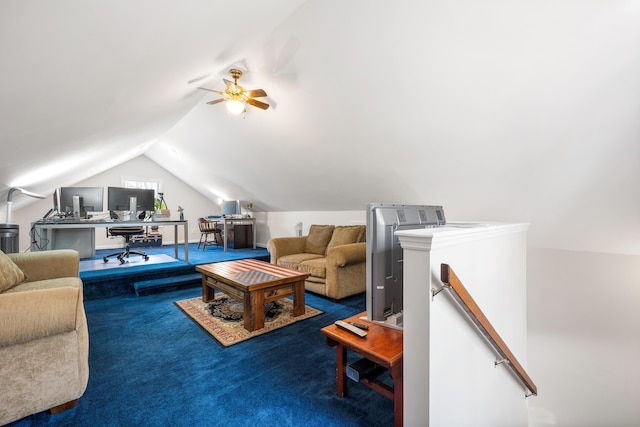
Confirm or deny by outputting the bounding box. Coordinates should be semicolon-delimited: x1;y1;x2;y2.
226;99;245;115
198;69;269;114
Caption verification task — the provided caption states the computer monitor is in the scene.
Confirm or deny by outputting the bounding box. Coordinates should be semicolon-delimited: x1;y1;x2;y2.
58;187;104;219
220;200;240;216
107;187;155;214
366;203;446;328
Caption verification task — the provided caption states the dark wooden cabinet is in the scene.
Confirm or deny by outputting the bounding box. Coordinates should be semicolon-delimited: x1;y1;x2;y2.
227;224;253;249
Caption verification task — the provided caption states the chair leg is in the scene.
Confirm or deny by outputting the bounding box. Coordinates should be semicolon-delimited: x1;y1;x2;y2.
104;238;148;263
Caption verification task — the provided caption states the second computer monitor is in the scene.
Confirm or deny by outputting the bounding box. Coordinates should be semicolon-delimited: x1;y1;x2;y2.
107;187;155;213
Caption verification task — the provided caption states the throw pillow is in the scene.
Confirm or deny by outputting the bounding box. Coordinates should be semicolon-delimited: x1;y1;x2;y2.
0;250;26;292
304;225;335;255
326;225;364;253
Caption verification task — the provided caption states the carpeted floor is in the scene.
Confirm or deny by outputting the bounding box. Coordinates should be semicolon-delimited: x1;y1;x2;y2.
7;288;394;427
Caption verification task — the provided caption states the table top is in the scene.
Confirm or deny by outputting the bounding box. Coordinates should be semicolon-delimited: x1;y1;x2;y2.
196;258;309;290
206;216;256;223
32;219;187;228
321;311;403;367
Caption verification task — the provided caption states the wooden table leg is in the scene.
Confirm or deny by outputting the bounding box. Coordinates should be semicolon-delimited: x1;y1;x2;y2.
336;343;348;397
292;280;305;317
244;290;265;331
392;360;403;427
202;276;215;302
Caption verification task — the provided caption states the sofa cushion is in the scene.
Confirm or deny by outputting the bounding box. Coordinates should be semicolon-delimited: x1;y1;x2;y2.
298;258;327;279
277;253;324;270
3;276;83;294
326;225;366;253
0;250;26;292
304;225;335;255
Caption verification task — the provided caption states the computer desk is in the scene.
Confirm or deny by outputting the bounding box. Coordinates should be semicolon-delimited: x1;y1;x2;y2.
31;219;189;262
215;217;257;252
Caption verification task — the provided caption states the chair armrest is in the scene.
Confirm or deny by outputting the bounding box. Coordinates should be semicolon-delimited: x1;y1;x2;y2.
267;236;307;264
326;242;367;267
8;250;79;282
0;286;83;347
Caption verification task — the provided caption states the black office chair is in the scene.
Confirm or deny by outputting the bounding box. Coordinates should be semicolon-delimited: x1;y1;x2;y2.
103;226;150;264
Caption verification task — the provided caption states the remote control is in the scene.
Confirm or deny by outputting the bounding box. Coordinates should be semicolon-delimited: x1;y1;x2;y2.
335;320;367;338
348;321;369;330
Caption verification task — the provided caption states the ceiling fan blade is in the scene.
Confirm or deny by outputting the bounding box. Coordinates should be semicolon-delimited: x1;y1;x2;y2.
246;98;270;110
198;87;224;94
206;98;226;105
247;88;267;98
223;79;235;89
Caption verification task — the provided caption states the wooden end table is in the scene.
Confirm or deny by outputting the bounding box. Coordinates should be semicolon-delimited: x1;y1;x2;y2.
321;312;403;427
196;259;309;332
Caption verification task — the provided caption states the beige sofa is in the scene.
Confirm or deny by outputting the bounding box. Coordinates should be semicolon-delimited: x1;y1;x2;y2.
0;249;89;425
267;225;366;300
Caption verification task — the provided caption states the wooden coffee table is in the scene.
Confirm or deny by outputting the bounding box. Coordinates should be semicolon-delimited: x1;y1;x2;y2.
196;259;309;332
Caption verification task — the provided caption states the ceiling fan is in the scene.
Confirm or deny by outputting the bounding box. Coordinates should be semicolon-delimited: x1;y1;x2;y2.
198;69;269;114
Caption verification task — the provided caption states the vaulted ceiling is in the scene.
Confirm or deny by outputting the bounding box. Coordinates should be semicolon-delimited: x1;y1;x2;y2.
2;1;639;254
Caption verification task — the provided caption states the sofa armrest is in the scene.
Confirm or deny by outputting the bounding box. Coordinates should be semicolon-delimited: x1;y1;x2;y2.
7;250;79;282
267;236;307;264
0;286;83;347
326;242;366;267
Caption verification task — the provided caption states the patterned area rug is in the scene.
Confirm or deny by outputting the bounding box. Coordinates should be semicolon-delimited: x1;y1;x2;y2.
175;294;323;347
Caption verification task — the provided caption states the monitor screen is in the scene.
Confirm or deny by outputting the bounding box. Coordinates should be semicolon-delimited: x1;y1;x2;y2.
107;187;155;212
220;200;240;216
58;187;104;217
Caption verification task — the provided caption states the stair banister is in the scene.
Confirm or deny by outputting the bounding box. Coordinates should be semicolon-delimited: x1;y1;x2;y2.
439;263;538;397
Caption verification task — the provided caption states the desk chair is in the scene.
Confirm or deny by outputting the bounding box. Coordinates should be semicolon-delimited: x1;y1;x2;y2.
197;218;222;250
103;226;150;264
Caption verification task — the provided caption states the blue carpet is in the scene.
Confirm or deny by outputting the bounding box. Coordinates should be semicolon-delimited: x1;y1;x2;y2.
7;289;393;427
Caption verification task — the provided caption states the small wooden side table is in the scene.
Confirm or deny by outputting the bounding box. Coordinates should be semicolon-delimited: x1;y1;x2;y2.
321;312;403;427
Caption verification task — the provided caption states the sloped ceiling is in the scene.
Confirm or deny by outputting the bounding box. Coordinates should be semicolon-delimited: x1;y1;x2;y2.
0;0;305;202
2;1;639;254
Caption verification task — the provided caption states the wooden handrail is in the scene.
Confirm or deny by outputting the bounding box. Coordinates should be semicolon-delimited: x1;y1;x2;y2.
440;263;537;396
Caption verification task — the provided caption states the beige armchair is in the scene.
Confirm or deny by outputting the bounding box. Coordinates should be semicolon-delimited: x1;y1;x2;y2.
0;250;89;425
268;225;366;300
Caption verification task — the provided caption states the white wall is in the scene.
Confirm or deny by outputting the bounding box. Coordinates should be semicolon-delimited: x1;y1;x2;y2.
527;249;640;426
259;210;365;244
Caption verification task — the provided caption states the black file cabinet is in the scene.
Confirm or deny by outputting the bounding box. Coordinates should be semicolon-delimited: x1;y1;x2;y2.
228;224;253;249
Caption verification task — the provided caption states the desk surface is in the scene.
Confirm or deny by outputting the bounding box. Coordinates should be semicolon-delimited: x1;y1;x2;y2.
206;217;256;223
33;219;187;228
